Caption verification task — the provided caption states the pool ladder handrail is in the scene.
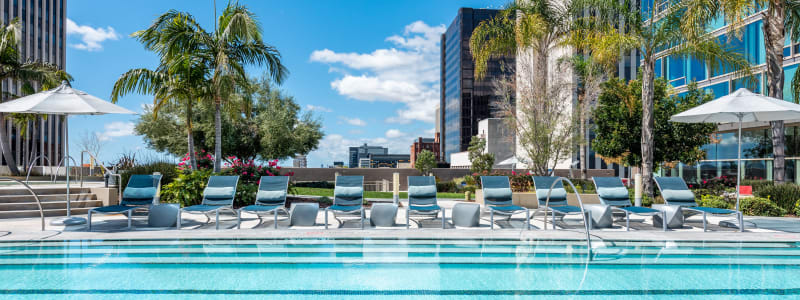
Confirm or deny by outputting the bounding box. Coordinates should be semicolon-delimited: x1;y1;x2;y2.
0;177;45;231
24;155;52;184
542;176;592;260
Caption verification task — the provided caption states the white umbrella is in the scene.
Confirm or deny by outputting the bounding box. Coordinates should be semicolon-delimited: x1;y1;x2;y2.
670;88;800;211
498;156;519;172
0;81;136;225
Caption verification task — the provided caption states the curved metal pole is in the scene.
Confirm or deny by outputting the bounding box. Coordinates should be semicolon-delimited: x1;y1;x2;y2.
543;176;592;260
0;177;45;231
51;155;77;183
25;155;51;184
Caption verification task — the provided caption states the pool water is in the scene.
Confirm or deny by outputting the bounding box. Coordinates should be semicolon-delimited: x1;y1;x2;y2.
0;238;799;299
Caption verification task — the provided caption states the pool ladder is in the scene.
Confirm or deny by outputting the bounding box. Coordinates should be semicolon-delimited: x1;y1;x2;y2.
542;177;593;261
0;177;45;231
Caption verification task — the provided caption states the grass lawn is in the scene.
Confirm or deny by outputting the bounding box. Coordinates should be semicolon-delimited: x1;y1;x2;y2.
291;187;470;199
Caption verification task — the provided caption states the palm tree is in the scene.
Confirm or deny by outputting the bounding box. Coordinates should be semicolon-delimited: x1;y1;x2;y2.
682;0;800;183
564;55;608;179
570;0;753;196
0;19;70;175
134;2;287;172
111;56;209;170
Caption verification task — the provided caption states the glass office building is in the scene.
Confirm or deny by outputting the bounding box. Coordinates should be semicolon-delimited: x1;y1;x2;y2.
348;144;388;168
642;1;800;183
440;8;514;162
0;0;66;170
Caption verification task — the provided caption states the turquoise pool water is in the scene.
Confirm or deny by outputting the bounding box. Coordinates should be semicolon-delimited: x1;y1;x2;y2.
0;238;799;299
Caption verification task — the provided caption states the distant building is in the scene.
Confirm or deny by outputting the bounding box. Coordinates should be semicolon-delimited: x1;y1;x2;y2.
349;143;388;168
292;155;307;168
478;118;514;167
369;154;411;168
332;161;344;168
410;133;442;166
441;7;515;163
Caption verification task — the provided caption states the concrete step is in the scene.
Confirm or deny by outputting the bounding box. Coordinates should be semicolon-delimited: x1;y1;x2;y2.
0;199;102;212
0;207;94;219
0;187;93;196
0;193;97;203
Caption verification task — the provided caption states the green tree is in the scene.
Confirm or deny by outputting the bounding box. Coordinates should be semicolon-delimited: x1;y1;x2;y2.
593;78;716;169
571;0;752;196
134;1;288;172
468;136;495;174
0;19;70;175
682;0;800;183
135;76;322;161
414;149;436;176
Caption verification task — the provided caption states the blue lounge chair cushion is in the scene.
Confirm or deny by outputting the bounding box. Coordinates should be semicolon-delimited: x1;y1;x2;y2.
335;186;362;198
183;204;226;212
408;185;437;197
489;205;526;212
536;188;567;201
257;190;286;202
409;204;441;211
597;187;629;200
241;205;281;212
549;205;582;214
661;189;696;202
328;205;362;212
483;188;512;200
92;205;138;213
686;206;736;214
615;206;659;214
123;187;156;200
204;187;235;200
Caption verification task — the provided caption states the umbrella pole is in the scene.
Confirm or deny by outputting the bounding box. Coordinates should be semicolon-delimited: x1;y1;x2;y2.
65;116;69;217
736;116;742;212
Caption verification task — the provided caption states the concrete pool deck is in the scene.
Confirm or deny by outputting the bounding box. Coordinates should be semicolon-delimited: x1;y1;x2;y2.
1;199;800;242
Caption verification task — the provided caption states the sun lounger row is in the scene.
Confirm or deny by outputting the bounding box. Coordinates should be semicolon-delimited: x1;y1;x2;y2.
88;173;744;232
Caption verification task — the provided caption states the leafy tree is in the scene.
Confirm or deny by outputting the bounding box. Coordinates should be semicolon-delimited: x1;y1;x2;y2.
414;149;436;175
134;2;288;172
593;78;716;169
571;0;752;196
136;76;322;161
0;19;70;175
682;0;800;183
468;136;495;174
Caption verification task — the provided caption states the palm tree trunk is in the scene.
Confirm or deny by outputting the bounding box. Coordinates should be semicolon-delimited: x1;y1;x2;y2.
0;113;19;175
186;101;198;171
641;55;656;197
764;4;786;183
213;95;222;173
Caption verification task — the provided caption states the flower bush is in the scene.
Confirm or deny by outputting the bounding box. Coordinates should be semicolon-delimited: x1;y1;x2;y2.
222;156;293;206
697;194;731;209
177;150;214;171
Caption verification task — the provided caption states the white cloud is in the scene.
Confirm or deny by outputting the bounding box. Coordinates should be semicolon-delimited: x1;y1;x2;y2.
66;19;120;51
385;129;405;139
306;104;332;112
310;21;445;124
340;117;367;126
98;121;135;141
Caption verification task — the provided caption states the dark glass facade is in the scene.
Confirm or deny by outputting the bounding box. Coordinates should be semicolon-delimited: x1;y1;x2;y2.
348;143;388;168
440;8;514;162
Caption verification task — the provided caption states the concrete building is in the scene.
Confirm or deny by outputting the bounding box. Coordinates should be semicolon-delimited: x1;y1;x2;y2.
410;133;441;166
448;118;514;169
440;7;515;163
368;154;410;168
348;143;388;168
332;161;344;168
292;154;307;168
0;0;67;173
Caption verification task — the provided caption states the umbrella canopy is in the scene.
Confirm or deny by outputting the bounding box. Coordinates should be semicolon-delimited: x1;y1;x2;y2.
670;88;800;123
0;81;135;115
497;156;519;166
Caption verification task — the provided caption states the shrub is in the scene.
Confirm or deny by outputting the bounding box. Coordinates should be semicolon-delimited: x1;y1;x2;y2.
177;150;214;171
436;181;458;193
740;197;787;217
119;161;179;192
234;183;258;207
161;169;213;207
697;194;731;209
794;199;800;216
294;181;334;189
754;183;800;212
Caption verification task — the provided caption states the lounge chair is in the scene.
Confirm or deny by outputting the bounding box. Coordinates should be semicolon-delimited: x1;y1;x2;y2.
480;176;530;230
592;177;666;231
406;176;446;229
236;176;290;229
532;176;586;230
654;177;744;232
177;175;239;230
88;174;162;231
325;175;366;229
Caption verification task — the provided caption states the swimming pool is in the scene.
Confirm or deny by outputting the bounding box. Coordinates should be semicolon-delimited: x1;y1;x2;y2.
0;238;798;299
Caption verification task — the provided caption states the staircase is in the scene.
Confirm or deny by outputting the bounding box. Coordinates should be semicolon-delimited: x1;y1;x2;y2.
0;186;102;218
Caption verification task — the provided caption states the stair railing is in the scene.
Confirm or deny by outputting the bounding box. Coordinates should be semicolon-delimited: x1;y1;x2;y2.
24;155;52;184
542;176;593;261
51;155;78;183
0;177;45;231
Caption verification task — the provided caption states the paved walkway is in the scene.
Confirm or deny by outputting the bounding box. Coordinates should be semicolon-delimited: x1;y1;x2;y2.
2;199;800;242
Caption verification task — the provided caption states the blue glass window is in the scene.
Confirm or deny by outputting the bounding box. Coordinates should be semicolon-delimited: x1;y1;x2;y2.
733;74;760;94
688;57;706;82
785;64;799;102
704;81;729;98
654;58;662;78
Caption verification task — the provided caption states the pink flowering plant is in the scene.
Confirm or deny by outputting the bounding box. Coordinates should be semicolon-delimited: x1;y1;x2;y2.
177;150;215;172
223;156;293;184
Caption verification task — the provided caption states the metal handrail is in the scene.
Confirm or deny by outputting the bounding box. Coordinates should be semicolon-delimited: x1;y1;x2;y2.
79;150;122;201
51;155;78;183
543;176;593;260
0;177;45;231
24;155;52;184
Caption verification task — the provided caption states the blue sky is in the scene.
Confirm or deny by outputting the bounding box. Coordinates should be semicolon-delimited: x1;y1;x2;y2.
65;0;503;167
